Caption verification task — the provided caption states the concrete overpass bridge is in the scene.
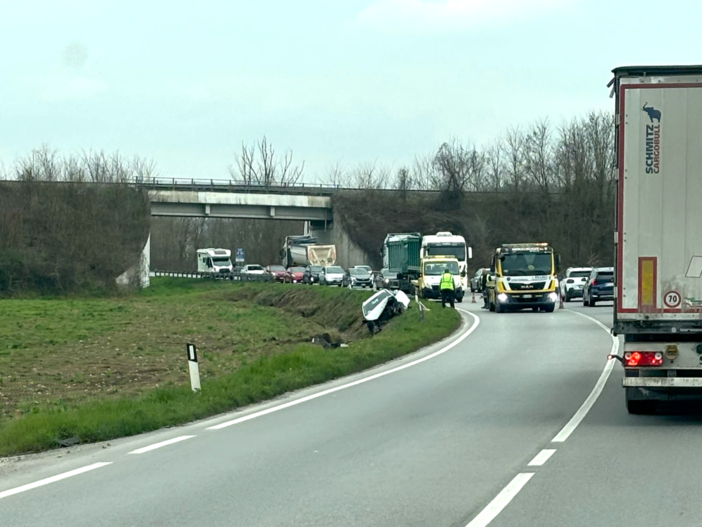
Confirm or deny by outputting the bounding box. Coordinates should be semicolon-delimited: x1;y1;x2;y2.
131;178;370;285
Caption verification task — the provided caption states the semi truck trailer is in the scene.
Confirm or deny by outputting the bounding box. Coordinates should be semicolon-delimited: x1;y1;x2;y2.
609;65;702;413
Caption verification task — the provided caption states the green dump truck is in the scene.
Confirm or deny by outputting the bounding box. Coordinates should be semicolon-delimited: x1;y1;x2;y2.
382;233;421;294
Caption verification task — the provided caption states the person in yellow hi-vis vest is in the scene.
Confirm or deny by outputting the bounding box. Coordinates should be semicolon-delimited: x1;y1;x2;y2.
439;268;455;309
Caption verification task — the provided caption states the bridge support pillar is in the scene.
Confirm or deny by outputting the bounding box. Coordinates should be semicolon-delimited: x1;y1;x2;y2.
116;233;151;289
308;213;371;269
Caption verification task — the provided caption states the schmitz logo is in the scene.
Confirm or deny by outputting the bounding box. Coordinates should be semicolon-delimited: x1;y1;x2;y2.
642;102;662;174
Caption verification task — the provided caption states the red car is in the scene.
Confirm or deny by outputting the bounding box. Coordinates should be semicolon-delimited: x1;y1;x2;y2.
266;265;291;283
287;266;306;284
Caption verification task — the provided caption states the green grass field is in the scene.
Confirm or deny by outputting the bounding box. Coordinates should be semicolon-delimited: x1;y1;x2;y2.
0;279;460;456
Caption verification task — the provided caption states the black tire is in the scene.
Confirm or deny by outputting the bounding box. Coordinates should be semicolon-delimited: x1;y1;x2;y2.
489;300;495;312
495;301;504;313
544;304;556;313
590;297;597;307
532;307;538;312
583;292;589;306
565;290;572;302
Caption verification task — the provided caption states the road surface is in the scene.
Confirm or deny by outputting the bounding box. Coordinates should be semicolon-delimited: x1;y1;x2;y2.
1;301;700;526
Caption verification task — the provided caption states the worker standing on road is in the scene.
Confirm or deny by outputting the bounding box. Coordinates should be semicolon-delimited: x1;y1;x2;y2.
440;268;455;309
481;269;490;309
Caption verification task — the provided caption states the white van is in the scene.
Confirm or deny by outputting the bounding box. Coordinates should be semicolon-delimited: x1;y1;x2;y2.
197;248;233;275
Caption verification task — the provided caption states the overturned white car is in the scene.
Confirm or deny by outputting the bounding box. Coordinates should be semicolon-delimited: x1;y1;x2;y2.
362;289;411;335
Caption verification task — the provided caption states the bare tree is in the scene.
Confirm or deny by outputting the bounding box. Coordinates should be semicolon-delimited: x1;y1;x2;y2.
412;154;441;190
351;161;390;189
485;142;504;192
230;136;304;186
504;128;526;191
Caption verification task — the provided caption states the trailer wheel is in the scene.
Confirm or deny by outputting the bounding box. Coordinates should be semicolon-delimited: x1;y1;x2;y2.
626;389;655;414
626;399;655;415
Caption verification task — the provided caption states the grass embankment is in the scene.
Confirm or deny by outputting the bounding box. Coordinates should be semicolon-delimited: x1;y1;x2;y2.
0;279;460;456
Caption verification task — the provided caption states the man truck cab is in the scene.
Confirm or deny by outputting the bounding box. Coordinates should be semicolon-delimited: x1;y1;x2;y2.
197;248;234;275
418;256;464;302
487;243;561;313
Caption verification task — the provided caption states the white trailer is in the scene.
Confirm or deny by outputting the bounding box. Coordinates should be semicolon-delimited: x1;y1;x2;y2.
610;65;702;413
196;248;233;275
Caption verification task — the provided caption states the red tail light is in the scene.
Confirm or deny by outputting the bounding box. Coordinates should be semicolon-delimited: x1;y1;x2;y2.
591;279;598;286
624;351;663;367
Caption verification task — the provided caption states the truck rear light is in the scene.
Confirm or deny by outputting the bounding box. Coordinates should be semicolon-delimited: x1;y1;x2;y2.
624;351;664;367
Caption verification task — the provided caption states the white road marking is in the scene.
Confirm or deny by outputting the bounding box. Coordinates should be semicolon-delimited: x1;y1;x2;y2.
465;473;535;527
551;309;619;443
0;462;112;500
207;309;480;430
128;435;196;454
527;448;556;467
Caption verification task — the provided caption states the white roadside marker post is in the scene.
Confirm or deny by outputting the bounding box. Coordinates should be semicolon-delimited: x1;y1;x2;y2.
186;343;201;392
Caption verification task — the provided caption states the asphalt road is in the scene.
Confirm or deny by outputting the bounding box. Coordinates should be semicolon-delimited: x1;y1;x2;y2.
1;299;699;526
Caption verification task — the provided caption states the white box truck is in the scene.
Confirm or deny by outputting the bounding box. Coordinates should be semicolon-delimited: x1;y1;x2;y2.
610;65;702;413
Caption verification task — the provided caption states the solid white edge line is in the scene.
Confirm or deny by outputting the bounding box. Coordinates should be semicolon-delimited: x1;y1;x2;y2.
0;462;113;500
465;473;535;527
128;435;196;454
207;308;480;430
551;310;620;443
527;448;557;467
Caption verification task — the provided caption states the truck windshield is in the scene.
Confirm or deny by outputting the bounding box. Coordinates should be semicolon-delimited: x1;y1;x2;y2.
425;245;466;261
424;262;459;275
500;253;552;276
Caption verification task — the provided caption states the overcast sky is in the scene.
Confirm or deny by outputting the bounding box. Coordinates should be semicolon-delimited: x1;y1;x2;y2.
1;0;700;181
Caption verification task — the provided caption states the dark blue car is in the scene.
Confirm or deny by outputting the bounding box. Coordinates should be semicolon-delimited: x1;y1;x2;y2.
583;267;614;307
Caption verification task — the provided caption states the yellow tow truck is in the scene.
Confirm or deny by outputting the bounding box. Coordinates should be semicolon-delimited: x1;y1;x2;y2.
487;243;561;313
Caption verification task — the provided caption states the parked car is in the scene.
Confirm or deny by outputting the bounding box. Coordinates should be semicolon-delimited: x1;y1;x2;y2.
320;265;347;287
303;265;324;285
559;267;593;301
470;268;489;292
266;265;290;283
348;267;373;288
287;266;306;283
240;264;266;275
582;267;614;307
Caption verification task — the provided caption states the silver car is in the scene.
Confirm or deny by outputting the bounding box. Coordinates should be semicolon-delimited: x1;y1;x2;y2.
320;266;347;287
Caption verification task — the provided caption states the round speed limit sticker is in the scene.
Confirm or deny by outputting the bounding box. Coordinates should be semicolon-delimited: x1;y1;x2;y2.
664;291;682;309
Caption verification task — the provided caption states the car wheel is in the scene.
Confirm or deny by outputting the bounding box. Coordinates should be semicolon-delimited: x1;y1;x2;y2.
565;290;572;302
590;297;597;307
544;304;556;313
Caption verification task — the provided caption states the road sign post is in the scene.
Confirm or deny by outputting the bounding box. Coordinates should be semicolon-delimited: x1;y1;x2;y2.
235;248;245;265
186;343;201;392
